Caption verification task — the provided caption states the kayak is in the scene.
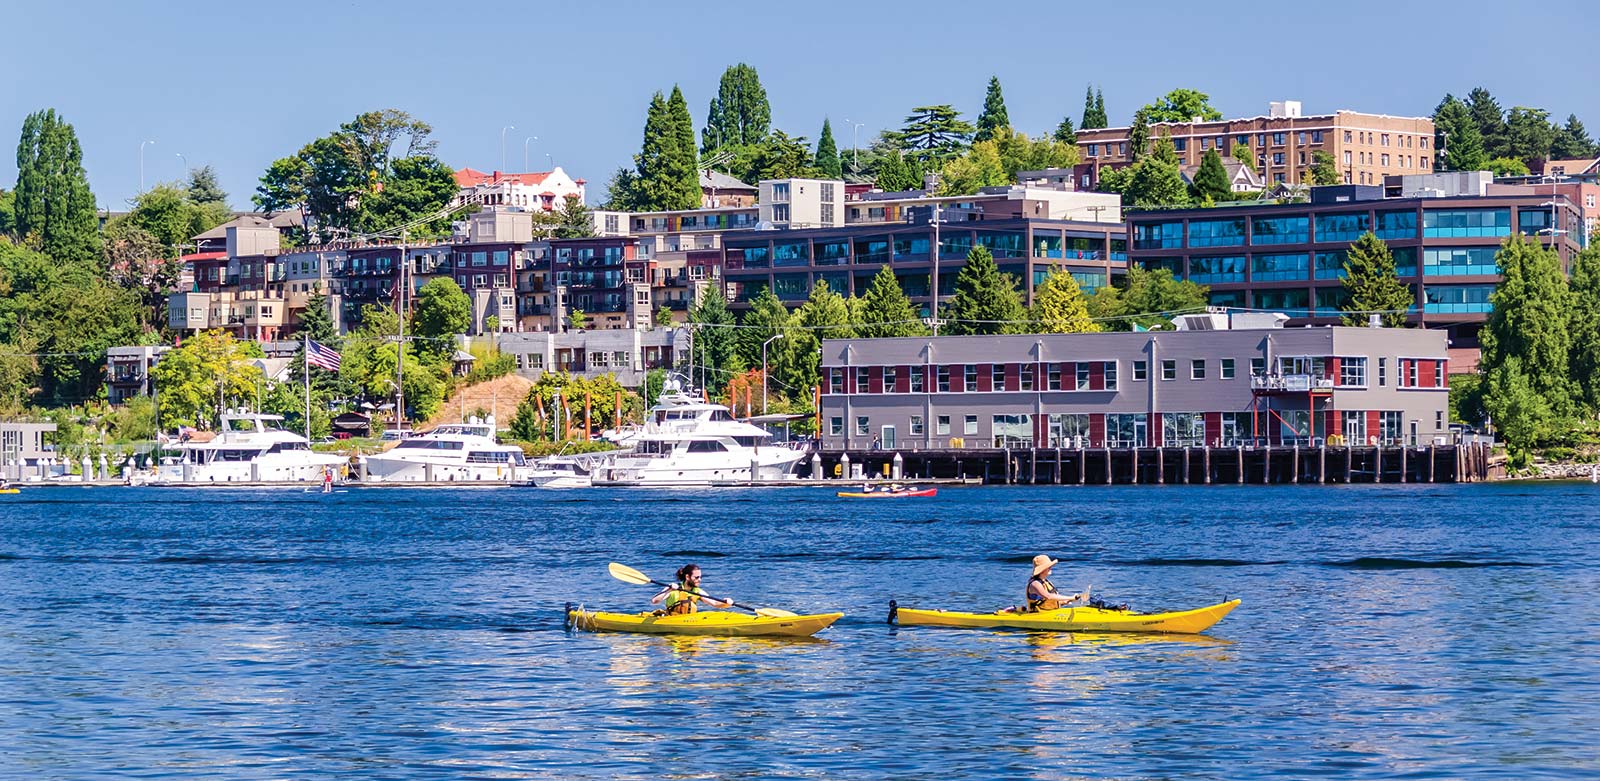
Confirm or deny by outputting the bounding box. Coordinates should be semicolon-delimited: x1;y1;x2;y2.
837;488;937;498
567;608;843;638
890;599;1240;634
0;488;19;494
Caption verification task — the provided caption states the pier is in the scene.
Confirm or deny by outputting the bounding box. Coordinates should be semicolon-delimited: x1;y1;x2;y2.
811;443;1493;485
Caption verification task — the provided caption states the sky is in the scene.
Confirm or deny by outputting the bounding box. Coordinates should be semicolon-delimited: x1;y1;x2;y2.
5;0;1598;211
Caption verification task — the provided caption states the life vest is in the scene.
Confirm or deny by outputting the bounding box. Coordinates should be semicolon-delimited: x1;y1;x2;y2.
663;582;706;615
1026;576;1059;612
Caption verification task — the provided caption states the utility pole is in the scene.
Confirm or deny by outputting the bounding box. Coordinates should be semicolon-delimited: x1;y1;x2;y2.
929;202;945;336
395;228;407;432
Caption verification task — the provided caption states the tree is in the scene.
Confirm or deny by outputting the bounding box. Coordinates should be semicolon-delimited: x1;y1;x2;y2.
874;150;922;192
855;265;928;339
891;105;974;165
665;86;700;207
568;308;588;331
747;131;818;182
1081;85;1107;130
1309;150;1341;186
1434;95;1488;171
1482;235;1575;438
298;292;338;343
360;155;457;235
1053;114;1076;145
1488;156;1530;176
688;286;741;393
814;119;842;179
510;372;642;442
124;183;217;250
786;279;853;396
996;130;1079;179
1339;233;1413;328
1123;135;1189;209
1112;265;1208;331
102;220;180;330
944;245;1026;336
553;194;596;238
1139;88;1223;123
1551;114;1597;160
0;187;15;236
1031;269;1099;334
937;140;1007;196
411;277;472;349
186;165;228;208
1466;87;1508;159
1126;109;1151;163
1567;245;1600;412
600;166;641;211
1191;149;1232;201
1231;142;1255;171
12;109;100;265
736;287;793;372
974;76;1011;143
653;305;673;328
1504;106;1556;164
702;64;770;151
149;330;266;429
634;88;701;211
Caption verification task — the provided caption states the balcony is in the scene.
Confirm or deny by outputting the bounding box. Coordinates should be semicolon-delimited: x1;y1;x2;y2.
1251;374;1334;394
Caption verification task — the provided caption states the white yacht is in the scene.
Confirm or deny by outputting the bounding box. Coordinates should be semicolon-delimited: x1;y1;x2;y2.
593;378;807;486
156;411;347;483
361;417;528;483
529;456;594;489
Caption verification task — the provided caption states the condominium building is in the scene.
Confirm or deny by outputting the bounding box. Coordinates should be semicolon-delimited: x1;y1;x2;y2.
1075;100;1435;190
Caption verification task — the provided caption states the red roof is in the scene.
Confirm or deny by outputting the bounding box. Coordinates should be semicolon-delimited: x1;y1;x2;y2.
454;166;555;187
182;251;227;263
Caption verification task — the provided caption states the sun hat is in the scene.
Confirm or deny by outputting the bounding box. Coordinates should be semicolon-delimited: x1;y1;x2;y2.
1031;554;1059;577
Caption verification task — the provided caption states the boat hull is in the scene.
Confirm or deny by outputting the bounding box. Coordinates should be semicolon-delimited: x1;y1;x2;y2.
837;489;937;498
894;599;1240;634
568;609;842;638
532;474;592;489
362;456;524;483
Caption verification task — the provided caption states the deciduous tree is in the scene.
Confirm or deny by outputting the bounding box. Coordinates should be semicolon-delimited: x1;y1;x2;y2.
1031;269;1098;334
411;277;472;350
1139;88;1223;123
1309;150;1341;186
149;330;267;428
13;109;100;265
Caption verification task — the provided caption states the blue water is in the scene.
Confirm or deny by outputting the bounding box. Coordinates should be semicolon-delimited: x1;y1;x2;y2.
1;484;1596;779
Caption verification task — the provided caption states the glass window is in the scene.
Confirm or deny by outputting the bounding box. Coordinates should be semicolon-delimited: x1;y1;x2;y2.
976;232;1025;258
883;366;898;391
1104;361;1117;391
938;365;951;392
964;364;978;392
772;273;809;299
1047;363;1062;390
1076;363;1090;390
991;363;1006;389
1133;361;1147;381
1423;248;1498;277
939;232;973;259
1019;364;1034;391
830;368;844;394
911;366;925;394
1189;255;1246;284
893;235;930;262
992;414;1033;447
1162;412;1206;446
910;415;924;436
1339;357;1367;387
1251;357;1266;376
1392;247;1418;277
1191;359;1206;380
1314;250;1348;279
856;416;870;436
1187;219;1247;248
963;415;978;435
1107;413;1147;448
1517;209;1553;236
1422;209;1511;238
1315;286;1350;314
740;246;770;268
1424;284;1495;314
856;367;870;392
1220;358;1235;379
829;417;843;436
1315;213;1370;243
1161;359;1176;381
814;241;849;265
1254;288;1310;312
1133;221;1184;250
773;242;809;266
1048;414;1090;447
1252;216;1310;245
936;415;950;435
1251;253;1309;281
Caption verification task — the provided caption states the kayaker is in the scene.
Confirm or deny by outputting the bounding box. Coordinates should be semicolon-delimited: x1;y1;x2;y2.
1013;555;1086;612
650;564;734;615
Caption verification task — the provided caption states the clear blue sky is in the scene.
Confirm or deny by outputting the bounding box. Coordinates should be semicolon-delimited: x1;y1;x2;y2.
5;0;1597;211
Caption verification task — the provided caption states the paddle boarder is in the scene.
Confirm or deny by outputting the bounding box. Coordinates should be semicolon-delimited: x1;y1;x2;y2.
650;564;735;615
1008;555;1087;613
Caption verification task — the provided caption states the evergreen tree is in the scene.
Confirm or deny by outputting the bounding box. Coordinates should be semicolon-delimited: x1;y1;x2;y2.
688;286;742;393
1113;265;1208;331
665;86;701;210
1124;135;1189;209
1551;114;1597;159
749;131;818;182
13;109;101;265
632;92;672;210
1053;114;1076;145
736;287;792;372
974;76;1011;143
1339;232;1413;327
1081;85;1099;130
875;151;922;192
702;63;770;151
814;119;842;179
1482;235;1575;429
1309;150;1341;185
553;194;596;238
1434;95;1488;171
298;292;338;343
1127;109;1151;163
1466;87;1509;159
944;245;1026;336
891;105;974;166
186;165;228;207
1567;245;1600;412
1031;269;1098;334
786;279;853;397
1191;149;1232;201
1505;106;1556;164
856;265;928;338
1094;90;1107;127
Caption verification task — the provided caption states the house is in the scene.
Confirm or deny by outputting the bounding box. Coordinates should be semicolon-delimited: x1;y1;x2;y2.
453;167;587;212
700;170;758;208
1180;158;1265;194
1535;157;1600;177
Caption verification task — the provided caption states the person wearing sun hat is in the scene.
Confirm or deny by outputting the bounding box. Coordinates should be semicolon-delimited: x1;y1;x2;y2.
1023;555;1087;612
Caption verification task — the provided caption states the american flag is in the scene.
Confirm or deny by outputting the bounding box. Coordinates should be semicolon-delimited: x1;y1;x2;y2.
307;339;342;372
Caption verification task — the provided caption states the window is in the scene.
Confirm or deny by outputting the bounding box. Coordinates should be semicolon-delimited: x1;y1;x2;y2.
1188;219;1247;247
1273;153;1285;165
964;415;978;435
910;415;924;436
938;365;952;392
911;366;924;393
1173;138;1187;152
1162;412;1205;447
1340;357;1368;387
993;414;1033;447
1251;357;1266;377
1381;411;1403;445
856;367;870;392
1380;154;1390;166
1381;133;1390;146
1107;413;1147;448
1191;359;1206;380
1133;361;1148;381
1376;210;1418;240
829;368;844;394
829;417;843;436
883;366;898;391
1076;363;1090;390
1422;209;1511;238
1434;362;1444;387
1087;143;1098;157
964;364;978;392
1272;133;1285;146
1020;364;1034;391
1251;253;1309;281
991;363;1005;389
1161;359;1176;381
1423;248;1498;277
1425;285;1494;314
1189;255;1246;284
1047;363;1062;390
936;415;951;435
1252;216;1310;245
1315;213;1370;243
1048;414;1090;447
1378;357;1387;386
1104;361;1117;391
1134;221;1184;249
855;416;870;436
1220;358;1235;379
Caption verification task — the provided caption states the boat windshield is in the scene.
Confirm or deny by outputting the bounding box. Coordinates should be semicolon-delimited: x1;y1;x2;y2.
265;442;309;453
394;440;465;451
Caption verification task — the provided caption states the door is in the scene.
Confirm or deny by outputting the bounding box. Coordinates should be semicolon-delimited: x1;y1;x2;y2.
1344;412;1364;444
880;425;897;450
1131;418;1147;448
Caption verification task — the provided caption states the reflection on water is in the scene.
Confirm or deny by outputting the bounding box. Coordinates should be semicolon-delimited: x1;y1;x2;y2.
0;484;1596;779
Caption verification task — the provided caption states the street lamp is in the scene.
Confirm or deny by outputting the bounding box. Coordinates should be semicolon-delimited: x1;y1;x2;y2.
175;153;187;181
139;139;156;192
762;332;785;414
500;125;515;171
523;136;539;171
843;118;866;173
927;202;948;336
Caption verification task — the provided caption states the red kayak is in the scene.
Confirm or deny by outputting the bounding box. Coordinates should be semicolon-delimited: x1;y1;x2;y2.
836;488;938;498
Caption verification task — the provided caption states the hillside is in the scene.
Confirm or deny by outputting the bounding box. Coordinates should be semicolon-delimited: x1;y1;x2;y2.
423;374;533;430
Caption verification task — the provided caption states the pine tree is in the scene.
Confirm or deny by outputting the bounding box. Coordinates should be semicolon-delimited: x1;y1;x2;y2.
1093;89;1107;128
1434;95;1488;172
1466;87;1509;159
634;92;675;210
786;279;853;395
944;245;1027;336
688;285;742;394
1127;109;1151;163
814;118;842;179
186;165;228;207
665;86;701;210
1053;115;1076;145
736;287;792;371
1031;269;1098;334
1551;114;1597;159
875;151;921;192
1567;245;1600;412
1192;149;1232;201
702;64;770;152
1081;85;1099;130
12;108;101;265
974;76;1011;143
1339;233;1413;328
856;265;928;338
892;105;974;165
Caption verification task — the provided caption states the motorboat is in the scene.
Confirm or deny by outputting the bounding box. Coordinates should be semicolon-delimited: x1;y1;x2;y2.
592;376;808;486
362;416;527;483
529;455;593;489
155;410;347;483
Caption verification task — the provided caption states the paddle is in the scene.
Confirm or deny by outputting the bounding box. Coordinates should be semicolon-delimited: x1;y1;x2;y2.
607;562;798;618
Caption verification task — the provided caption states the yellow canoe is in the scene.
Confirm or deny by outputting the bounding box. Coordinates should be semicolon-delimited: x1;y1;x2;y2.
891;599;1240;634
567;608;844;638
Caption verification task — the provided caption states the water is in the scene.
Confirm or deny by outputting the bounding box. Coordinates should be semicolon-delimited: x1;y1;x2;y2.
1;484;1596;780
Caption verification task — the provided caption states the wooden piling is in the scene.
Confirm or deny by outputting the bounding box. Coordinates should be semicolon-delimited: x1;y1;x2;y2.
1400;446;1408;484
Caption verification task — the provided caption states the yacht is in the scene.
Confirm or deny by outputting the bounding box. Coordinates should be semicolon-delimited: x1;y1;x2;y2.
529;456;594;489
155;411;347;483
593;377;808;486
361;417;528;482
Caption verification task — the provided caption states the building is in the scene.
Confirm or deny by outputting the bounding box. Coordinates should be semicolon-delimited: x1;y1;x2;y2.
701;170;758;208
1180;158;1265;194
760;178;846;229
105;346;169;404
1124;179;1585;347
1;421;58;481
1075;100;1435;190
453;167;587;212
486;327;685;387
818;316;1450;453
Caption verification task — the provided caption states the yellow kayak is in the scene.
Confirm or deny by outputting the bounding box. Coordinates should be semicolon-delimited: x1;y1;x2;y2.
567;608;844;638
0;488;19;494
891;599;1240;634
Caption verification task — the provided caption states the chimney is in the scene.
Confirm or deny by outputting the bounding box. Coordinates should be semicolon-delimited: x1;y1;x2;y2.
1368;313;1381;328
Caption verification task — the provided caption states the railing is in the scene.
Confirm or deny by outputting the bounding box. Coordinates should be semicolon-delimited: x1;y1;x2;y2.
1250;374;1335;392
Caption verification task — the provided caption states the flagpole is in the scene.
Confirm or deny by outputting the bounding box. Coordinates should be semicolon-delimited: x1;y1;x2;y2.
304;332;312;442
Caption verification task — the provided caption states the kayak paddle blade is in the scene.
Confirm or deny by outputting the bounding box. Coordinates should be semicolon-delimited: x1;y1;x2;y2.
753;607;799;618
607;562;654;586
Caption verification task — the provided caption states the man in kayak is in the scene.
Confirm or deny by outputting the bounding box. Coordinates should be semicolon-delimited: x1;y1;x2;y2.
1006;555;1087;612
651;564;735;615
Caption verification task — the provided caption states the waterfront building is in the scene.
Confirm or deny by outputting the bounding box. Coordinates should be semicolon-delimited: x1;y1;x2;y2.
486;327;685;387
818;314;1451;452
1074;100;1435;190
0;420;59;481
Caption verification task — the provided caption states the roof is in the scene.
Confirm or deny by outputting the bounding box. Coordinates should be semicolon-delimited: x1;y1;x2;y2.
1540;157;1600;176
455;167;558;188
1179;158;1263;186
700;170;756;192
191;212;297;241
